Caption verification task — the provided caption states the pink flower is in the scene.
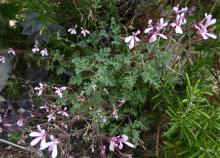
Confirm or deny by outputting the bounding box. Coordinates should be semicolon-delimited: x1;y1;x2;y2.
109;135;134;151
41;135;59;158
124;30;140;49
34;83;45;96
173;4;188;14
32;40;40;53
68;25;77;35
8;48;15;55
170;13;187;34
54;87;67;98
58;107;69;117
16;117;24;127
32;47;40;53
81;27;90;37
29;125;47;148
40;48;48;56
144;18;168;43
194;13;217;39
47;114;56;122
0;56;5;63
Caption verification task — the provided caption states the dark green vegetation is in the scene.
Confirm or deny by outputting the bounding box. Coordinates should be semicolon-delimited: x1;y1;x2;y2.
0;0;220;157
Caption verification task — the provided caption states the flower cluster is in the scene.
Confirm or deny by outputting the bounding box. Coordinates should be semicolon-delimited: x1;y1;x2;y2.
109;134;134;151
144;18;168;43
34;83;67;98
171;4;188;34
29;125;59;158
195;13;217;39
68;25;90;37
32;41;48;56
124;4;217;49
40;104;69;122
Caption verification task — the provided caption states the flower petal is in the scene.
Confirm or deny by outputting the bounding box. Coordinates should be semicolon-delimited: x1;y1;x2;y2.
121;135;128;142
51;145;58;158
149;34;157;43
170;23;176;27
135;30;141;35
30;137;42;146
118;142;123;150
129;38;135;49
175;26;183;34
37;125;42;131
29;132;42;137
158;34;168;39
124;141;135;148
40;141;53;150
134;37;140;42
40;138;47;149
144;27;153;34
210;19;216;25
109;141;115;151
206;33;217;39
60;87;67;91
194;24;201;31
160;18;164;25
125;36;132;43
201;33;208;39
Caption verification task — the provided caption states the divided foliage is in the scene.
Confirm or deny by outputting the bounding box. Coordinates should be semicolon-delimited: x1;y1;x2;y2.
0;0;220;157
